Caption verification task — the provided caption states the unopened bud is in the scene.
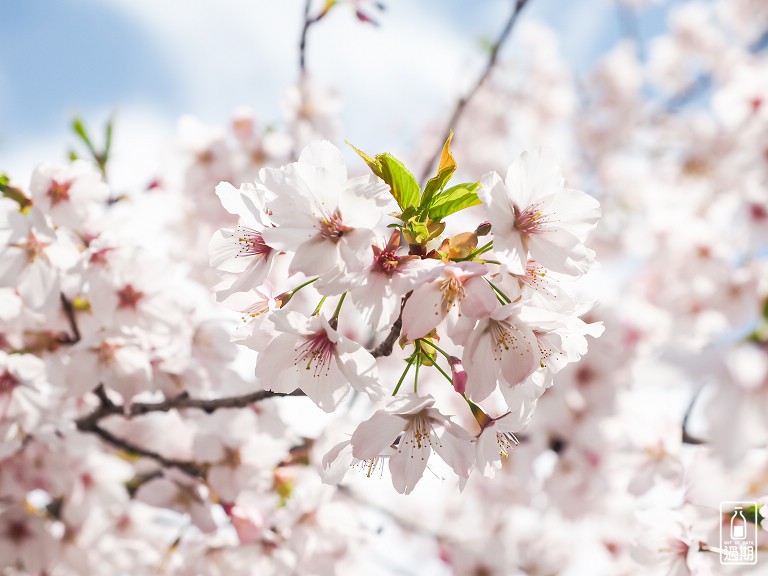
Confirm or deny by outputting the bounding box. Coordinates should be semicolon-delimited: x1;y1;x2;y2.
448;356;467;394
475;221;492;236
275;291;293;308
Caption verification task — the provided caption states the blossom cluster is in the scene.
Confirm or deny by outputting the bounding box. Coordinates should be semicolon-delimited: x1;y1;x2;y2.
210;137;603;493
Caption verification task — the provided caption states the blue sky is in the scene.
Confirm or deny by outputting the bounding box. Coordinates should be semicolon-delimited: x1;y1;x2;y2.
0;0;689;180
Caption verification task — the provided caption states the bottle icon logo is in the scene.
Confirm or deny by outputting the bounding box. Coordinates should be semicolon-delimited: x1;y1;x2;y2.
731;507;747;540
720;501;758;566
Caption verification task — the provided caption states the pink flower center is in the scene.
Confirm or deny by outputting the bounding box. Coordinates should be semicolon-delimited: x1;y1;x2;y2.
0;370;19;395
490;320;523;359
319;209;352;242
514;203;552;235
47;179;72;206
439;276;466;313
295;331;335;377
236;227;272;258
401;413;437;453
117;284;144;309
15;231;48;262
374;248;401;274
89;248;113;266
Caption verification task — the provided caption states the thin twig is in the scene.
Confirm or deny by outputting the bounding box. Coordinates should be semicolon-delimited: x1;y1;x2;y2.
75;388;306;431
370;292;411;358
419;0;531;184
299;0;317;73
59;293;81;344
87;422;205;477
682;390;706;445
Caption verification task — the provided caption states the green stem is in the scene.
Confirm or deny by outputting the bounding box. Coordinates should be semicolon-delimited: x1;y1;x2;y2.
485;278;512;304
418;338;451;360
432;361;454;385
413;356;421;393
457;240;493;261
311;296;327;316
291;277;318;295
331;292;347;320
392;354;416;396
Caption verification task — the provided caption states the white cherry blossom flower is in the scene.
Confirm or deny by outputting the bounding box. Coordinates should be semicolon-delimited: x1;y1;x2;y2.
209;181;279;301
254;311;382;412
29;160;109;229
462;303;541;402
261;141;392;278
479;150;600;276
350;394;474;494
315;230;443;331
401;261;497;341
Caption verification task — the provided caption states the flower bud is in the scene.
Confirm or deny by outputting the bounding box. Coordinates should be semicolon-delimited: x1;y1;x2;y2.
475;221;492;236
448;356;467;394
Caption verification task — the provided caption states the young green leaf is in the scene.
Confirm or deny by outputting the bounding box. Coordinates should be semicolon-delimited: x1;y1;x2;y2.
421;131;457;208
348;142;420;211
427;181;481;220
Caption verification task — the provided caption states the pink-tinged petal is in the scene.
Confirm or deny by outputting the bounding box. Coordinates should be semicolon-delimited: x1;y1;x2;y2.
546;188;601;239
351;411;405;460
288;236;340;276
302;359;351;412
388;441;430;495
66;349;101;396
209;228;249;272
19;258;58;310
214;182;244;216
337;227;376;273
260;219;317;252
478;171;516;226
463;326;501;402
254;333;305;393
0;247;26;284
494;229;527;275
401;281;445;340
432;425;474;479
339;176;390;229
389;393;436;416
498;327;539;387
338;345;383;401
298;140;348;186
476;429;503;478
460;276;498;319
504;149;564;207
320;440;355;485
389;258;443;295
528;229;595;276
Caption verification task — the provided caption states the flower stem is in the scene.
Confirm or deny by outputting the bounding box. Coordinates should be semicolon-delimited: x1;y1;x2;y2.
485;278;512;304
331;292;347;320
456;240;493;262
311;296;327;316
392;354;416;396
431;360;453;385
413;355;421;393
418;338;451;360
291;277;318;295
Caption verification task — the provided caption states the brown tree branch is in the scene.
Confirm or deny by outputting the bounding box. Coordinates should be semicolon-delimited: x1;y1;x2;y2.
370;292;411;358
419;0;531;184
59;293;81;345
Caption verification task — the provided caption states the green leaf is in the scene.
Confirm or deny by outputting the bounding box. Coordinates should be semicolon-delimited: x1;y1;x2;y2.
421;131;457;209
427;181;481;220
348;142;420;211
0;173;33;212
72;116;97;158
